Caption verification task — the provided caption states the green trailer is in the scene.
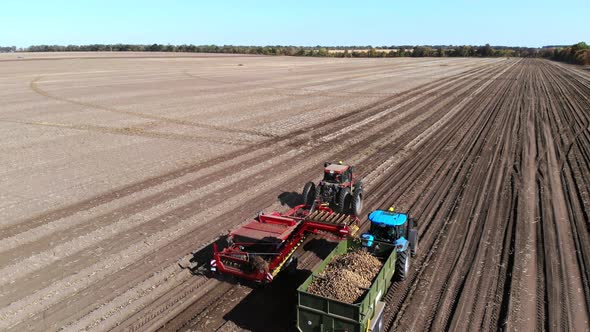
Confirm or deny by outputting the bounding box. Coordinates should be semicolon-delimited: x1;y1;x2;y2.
296;238;397;332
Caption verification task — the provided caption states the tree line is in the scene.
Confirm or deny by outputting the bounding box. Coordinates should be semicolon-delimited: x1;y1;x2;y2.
1;42;588;64
1;43;541;57
0;46;17;52
539;42;590;65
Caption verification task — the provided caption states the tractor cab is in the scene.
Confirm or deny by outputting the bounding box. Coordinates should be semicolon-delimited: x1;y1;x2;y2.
361;208;418;280
361;209;417;256
302;161;363;216
323;162;353;185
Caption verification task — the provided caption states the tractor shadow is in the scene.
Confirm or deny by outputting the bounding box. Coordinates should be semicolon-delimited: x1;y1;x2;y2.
180;235;228;274
278;191;304;208
222;238;337;331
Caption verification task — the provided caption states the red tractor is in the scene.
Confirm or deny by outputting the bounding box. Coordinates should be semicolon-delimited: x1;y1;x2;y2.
302;162;363;216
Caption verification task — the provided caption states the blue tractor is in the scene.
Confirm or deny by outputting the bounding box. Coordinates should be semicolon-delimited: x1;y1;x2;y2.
361;208;418;280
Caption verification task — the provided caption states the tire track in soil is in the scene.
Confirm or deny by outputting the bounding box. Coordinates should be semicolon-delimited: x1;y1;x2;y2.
322;59;523;332
0;61;503;268
373;59;525;332
0;118;253;145
378;59;590;332
0;60;498;237
29;76;279;139
533;60;590;331
0;63;502;246
437;60;526;332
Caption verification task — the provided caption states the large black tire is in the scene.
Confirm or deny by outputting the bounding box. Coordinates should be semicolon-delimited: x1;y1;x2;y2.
394;250;411;281
302;182;316;206
309;185;322;213
354;179;363;192
285;256;298;276
337;188;351;213
351;189;363;216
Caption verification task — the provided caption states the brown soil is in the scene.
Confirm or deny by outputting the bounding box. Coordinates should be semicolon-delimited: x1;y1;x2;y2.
307;249;383;303
1;54;589;332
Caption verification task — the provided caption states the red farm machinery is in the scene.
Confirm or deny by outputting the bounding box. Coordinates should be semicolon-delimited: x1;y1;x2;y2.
208;204;359;283
302;161;363;216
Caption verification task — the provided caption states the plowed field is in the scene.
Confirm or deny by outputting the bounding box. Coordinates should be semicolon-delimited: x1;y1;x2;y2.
0;53;589;331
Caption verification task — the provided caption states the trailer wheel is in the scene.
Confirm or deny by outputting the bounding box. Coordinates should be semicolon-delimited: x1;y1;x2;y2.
337;188;351;214
351;189;363;216
302;182;316;206
395;250;410;281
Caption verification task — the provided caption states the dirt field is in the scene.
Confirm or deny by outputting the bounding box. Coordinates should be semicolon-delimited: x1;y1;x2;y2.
0;53;589;331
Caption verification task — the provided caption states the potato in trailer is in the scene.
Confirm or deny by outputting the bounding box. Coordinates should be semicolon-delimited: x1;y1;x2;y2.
296;208;418;332
296;238;396;332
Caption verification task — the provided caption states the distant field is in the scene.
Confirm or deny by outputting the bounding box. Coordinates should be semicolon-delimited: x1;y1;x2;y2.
0;53;588;331
327;48;395;53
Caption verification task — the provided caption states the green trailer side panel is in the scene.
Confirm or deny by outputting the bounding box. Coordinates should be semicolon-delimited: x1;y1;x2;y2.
297;238;397;332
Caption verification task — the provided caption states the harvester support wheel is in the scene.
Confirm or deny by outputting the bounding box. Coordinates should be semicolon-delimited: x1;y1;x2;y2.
302;182;316;206
337;188;351;214
351;189;363;216
395;250;411;281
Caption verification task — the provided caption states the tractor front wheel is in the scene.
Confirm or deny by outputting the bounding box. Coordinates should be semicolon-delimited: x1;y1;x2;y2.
302;182;316;206
351;189;363;216
395;250;411;281
337;188;351;214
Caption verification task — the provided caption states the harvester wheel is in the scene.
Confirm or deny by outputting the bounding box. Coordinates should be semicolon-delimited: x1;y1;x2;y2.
351;189;363;216
395;250;410;281
302;182;316;206
337;188;351;214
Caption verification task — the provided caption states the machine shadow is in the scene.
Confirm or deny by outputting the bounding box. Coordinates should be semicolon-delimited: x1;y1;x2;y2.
181;235;228;273
222;238;338;331
278;191;304;208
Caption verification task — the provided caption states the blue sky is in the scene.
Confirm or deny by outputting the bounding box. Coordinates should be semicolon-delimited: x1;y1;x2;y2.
1;0;588;48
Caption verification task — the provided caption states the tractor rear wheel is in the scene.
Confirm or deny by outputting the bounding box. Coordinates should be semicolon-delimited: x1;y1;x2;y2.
337;188;351;214
395;250;411;281
351;189;363;216
309;185;322;212
302;182;316;206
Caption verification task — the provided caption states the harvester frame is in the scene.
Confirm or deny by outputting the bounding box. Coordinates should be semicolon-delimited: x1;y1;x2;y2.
209;204;359;283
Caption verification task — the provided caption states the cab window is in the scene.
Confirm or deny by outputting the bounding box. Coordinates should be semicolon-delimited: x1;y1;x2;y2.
324;172;338;182
341;170;350;183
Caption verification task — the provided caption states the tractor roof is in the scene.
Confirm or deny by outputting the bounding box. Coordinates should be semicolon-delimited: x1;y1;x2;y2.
368;210;408;226
324;164;349;173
